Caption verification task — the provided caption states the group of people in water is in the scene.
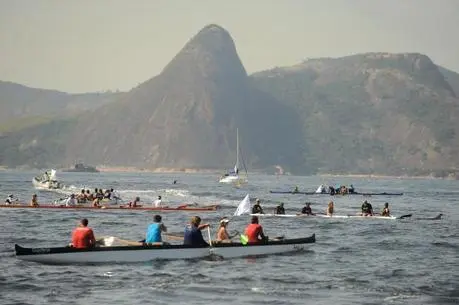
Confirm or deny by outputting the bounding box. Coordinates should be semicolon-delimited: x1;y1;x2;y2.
250;198;391;217
70;214;268;249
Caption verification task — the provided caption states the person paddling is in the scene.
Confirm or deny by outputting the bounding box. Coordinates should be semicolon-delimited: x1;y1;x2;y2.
274;202;285;215
30;194;39;207
5;194;17;205
145;215;167;244
381;202;390;217
71;218;96;249
252;198;264;214
301;202;314;215
361;200;374;216
216;217;238;243
326;201;334;216
154;196;162;207
183;216;209;246
244;216;267;243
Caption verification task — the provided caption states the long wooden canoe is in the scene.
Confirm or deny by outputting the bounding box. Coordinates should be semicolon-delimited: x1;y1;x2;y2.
0;204;219;212
15;234;316;264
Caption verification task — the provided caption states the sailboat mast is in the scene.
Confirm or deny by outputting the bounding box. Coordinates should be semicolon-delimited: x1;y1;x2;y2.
235;128;239;170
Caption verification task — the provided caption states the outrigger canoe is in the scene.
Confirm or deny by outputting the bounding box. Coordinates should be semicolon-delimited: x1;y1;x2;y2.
269;191;403;196
0;204;219;212
250;213;412;220
14;234;315;264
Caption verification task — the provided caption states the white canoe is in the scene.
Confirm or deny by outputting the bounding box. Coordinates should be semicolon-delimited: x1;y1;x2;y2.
250;213;401;220
15;234;315;264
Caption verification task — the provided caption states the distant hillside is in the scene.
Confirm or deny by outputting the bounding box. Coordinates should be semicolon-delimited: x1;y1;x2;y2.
1;26;459;177
0;81;122;127
251;53;459;176
438;66;459;97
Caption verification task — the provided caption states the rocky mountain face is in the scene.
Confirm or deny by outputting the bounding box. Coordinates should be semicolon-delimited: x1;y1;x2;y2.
251;53;459;176
1;25;459;177
1;25;304;171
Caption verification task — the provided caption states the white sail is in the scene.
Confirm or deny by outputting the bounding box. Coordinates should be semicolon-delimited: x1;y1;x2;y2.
234;194;251;216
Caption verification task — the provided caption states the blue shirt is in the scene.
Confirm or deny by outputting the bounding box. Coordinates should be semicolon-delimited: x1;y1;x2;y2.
183;225;208;246
146;223;162;243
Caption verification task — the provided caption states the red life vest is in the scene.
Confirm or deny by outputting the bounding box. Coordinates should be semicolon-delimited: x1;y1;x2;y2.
72;227;95;248
245;223;262;243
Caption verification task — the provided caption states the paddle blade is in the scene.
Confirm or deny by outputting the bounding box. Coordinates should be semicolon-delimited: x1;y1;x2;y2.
398;214;412;219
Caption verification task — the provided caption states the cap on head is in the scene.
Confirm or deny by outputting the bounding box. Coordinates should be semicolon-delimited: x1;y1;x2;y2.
154;214;162;222
251;216;259;224
220;217;230;225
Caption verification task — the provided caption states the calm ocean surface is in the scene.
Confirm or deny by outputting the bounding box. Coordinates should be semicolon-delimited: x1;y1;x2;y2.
0;171;458;304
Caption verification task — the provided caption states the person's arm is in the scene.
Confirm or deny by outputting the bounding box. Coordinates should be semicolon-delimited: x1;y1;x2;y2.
198;223;210;230
89;229;96;247
160;223;167;232
259;227;266;240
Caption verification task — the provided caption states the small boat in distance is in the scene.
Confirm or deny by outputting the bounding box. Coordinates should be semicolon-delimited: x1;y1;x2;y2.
219;128;248;185
32;169;65;190
14;234;315;264
62;163;99;173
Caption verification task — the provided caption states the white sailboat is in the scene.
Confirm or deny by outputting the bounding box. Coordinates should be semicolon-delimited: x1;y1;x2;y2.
219;128;248;185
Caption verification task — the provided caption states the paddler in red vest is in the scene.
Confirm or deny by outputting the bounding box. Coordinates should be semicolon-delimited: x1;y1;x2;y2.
244;216;267;243
71;218;96;248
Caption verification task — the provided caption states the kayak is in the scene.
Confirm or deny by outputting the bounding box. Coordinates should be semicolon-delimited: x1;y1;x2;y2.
0;204;219;212
14;234;315;264
269;191;403;196
250;213;409;220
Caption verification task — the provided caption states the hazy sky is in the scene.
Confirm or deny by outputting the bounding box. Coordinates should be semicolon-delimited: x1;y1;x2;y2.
1;0;458;93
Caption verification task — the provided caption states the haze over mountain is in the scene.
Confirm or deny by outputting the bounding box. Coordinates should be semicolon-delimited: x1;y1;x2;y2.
1;24;459;177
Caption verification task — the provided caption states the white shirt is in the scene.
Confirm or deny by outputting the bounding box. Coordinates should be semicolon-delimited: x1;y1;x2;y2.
153;199;162;207
5;196;13;204
65;197;77;206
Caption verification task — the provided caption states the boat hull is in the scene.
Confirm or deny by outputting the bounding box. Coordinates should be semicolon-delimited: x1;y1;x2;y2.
219;175;248;184
269;191;403;196
0;204;219;212
250;213;397;220
15;235;315;264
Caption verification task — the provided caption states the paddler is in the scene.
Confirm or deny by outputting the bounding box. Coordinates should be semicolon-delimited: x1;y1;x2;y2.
293;186;299;193
381;202;390;217
128;196;141;208
251;198;264;214
145;214;167;244
30;194;39;207
216;217;238;243
71;218;96;249
244;216;267;243
274;202;285;215
301;202;314;215
183;216;210;246
154;195;162;207
5;194;17;205
326;201;334;216
361;200;374;216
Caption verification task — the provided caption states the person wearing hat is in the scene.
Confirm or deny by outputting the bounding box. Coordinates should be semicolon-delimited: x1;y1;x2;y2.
244;216;267;243
216;217;239;243
252;198;264;214
381;202;390;217
183;216;210;246
274;202;285;215
361;200;373;216
145;214;167;244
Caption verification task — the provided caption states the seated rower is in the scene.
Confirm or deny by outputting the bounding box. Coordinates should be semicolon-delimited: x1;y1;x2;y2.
145;214;167;244
381;202;390;217
251;199;264;214
216;217;238;243
153;195;162;207
183;216;210;246
129;196;141;208
30;194;39;207
86;189;94;201
92;197;101;208
301;202;314;215
293;186;299;193
326;201;334;216
274;202;285;215
65;194;77;206
77;189;86;203
71;218;96;248
349;184;355;194
5;194;17;205
361;200;374;216
244;216;267;243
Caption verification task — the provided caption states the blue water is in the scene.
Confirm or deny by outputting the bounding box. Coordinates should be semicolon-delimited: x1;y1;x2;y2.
0;171;458;304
